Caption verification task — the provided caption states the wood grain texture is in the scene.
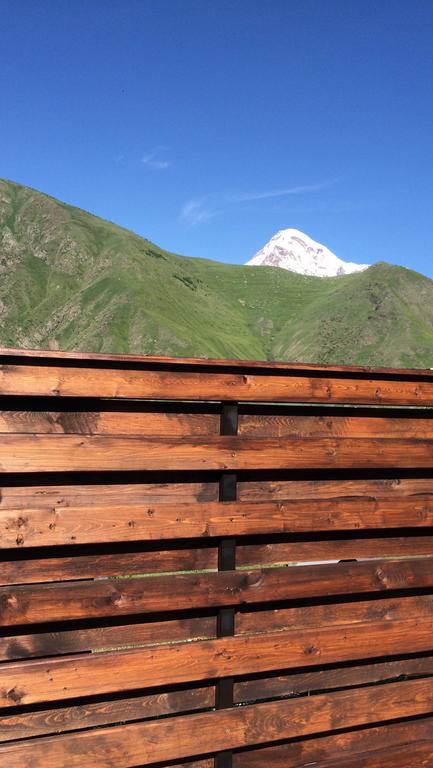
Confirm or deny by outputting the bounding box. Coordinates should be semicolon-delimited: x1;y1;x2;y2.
236;593;433;635
4;594;431;661
2;615;433;707
3;496;433;548
238;476;433;500
0;686;214;742
238;413;433;438
0;547;217;586
0;616;216;661
237;536;433;566
233;716;433;767
0;410;220;435
2;677;433;766
298;741;433;768
3;558;433;626
3;344;433;376
1;435;433;473
0;481;219;511
19;536;432;591
234;653;433;702
1;364;433;403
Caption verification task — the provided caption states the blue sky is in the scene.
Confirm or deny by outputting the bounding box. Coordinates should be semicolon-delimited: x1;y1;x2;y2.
2;0;433;276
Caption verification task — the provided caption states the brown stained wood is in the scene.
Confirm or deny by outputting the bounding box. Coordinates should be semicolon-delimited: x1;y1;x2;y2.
0;687;214;742
4;496;433;549
3;615;433;707
239;413;433;439
238;476;433;501
0;616;216;661
3;344;433;377
4;558;433;627
2;677;433;767
305;741;433;768
4;594;432;661
1;364;433;404
237;536;433;567
234;654;433;703
0;410;219;436
2;435;433;474
4;536;433;586
158;763;213;768
236;594;433;635
0;548;217;587
233;716;433;767
0;481;219;511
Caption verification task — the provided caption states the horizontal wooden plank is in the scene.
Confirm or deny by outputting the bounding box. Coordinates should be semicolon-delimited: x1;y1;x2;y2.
4;496;433;549
2;677;433;766
238;476;433;501
3;558;433;626
3;344;433;377
304;742;433;768
2;615;433;707
233;716;433;768
234;653;433;703
0;410;219;435
2;435;433;473
237;536;433;566
0;547;217;586
0;616;216;661
0;481;219;511
4;536;431;588
1;364;433;404
0;686;214;742
4;594;430;661
239;413;433;438
235;593;433;634
236;593;433;634
236;593;433;635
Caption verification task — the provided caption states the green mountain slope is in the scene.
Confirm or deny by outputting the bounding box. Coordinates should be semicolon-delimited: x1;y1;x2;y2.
1;177;433;367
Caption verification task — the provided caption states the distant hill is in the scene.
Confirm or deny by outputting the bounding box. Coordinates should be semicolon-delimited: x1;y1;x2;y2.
1;177;433;367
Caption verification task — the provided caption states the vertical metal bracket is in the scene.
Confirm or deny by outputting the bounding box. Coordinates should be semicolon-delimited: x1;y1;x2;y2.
214;402;238;768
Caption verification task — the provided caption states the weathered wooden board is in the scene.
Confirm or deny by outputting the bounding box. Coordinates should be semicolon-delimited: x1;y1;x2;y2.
2;677;433;767
2;615;433;707
238;476;433;500
237;536;433;565
2;558;433;626
238;413;433;438
233;716;433;767
0;686;214;742
2;364;433;404
1;435;433;473
3;496;433;548
0;547;218;586
0;409;220;435
0;615;217;661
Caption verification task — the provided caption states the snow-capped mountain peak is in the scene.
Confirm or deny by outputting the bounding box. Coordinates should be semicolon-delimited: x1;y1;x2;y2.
246;228;369;277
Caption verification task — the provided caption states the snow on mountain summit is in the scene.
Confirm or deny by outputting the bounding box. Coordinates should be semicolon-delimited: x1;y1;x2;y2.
246;228;370;277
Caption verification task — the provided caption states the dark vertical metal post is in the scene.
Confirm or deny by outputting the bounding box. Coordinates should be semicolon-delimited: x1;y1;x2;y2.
215;403;238;768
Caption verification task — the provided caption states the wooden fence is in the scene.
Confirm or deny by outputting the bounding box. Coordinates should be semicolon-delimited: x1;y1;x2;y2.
1;347;433;766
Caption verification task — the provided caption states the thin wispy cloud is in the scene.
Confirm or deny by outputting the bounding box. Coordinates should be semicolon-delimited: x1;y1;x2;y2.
180;198;216;226
141;147;171;170
232;179;339;202
180;178;339;226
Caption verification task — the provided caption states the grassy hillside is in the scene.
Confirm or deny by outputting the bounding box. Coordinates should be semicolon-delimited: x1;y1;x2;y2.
1;177;433;367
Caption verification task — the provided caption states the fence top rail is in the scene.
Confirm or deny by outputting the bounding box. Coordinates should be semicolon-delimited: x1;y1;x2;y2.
1;346;433;379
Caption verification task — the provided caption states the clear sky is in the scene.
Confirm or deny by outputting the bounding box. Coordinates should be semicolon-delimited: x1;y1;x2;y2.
2;0;433;276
